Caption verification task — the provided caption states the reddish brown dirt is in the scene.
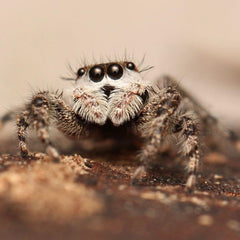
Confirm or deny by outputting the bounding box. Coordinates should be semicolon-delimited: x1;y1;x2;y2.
0;136;240;240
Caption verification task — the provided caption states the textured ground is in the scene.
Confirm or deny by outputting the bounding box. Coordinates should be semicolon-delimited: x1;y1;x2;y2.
0;132;240;240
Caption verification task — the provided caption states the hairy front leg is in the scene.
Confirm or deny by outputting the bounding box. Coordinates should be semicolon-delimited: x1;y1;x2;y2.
16;91;84;161
133;84;201;192
132;86;181;182
16;92;61;161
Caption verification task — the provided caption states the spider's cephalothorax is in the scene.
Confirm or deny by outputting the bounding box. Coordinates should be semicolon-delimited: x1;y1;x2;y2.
71;61;148;126
1;59;240;193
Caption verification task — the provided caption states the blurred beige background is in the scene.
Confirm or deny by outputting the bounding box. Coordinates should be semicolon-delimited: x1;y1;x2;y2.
0;0;240;125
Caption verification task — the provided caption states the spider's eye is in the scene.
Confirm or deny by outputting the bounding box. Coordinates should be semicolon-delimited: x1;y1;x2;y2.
126;62;135;70
89;65;104;82
77;68;86;77
107;63;123;80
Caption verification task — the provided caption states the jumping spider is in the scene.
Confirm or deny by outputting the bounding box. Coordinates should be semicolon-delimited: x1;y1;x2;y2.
1;59;239;192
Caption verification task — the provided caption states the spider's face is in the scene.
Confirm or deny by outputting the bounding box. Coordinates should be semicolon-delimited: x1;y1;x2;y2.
74;61;142;95
71;61;148;126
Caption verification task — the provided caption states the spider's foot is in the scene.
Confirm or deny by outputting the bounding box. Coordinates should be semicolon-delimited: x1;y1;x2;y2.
46;146;61;163
20;150;29;159
20;151;38;161
131;166;146;185
185;174;196;194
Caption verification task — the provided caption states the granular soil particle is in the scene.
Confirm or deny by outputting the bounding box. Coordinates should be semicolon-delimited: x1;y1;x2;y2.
0;134;239;240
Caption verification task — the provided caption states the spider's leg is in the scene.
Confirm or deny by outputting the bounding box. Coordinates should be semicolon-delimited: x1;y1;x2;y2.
17;111;30;158
200;114;240;152
134;84;201;191
132;86;181;180
173;114;200;192
16;91;84;161
0;110;16;129
16;92;61;161
162;75;240;152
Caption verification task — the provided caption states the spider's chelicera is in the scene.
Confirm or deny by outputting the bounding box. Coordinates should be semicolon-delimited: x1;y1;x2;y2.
1;59;239;192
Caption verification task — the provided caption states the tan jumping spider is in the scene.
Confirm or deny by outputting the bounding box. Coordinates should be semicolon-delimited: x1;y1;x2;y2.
1;59;239;192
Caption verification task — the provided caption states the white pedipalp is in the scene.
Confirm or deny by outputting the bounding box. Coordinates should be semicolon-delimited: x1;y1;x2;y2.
73;88;108;125
108;83;147;126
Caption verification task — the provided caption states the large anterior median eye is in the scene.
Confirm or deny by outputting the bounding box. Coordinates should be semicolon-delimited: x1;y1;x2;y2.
89;65;104;82
107;63;123;80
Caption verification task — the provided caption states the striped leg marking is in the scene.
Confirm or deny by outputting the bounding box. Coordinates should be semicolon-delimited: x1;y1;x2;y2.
177;116;200;192
17;112;30;158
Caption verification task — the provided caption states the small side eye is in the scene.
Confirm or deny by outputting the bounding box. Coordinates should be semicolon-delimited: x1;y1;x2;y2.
126;62;135;70
77;68;86;77
89;65;104;82
107;63;123;80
